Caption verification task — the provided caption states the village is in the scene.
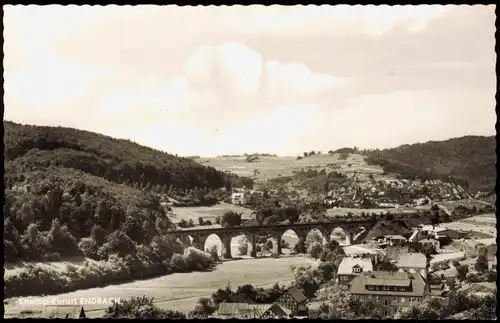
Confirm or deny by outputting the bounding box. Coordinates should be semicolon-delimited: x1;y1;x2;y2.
199;217;496;319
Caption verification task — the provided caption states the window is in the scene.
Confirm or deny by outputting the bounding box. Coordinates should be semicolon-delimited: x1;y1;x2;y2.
384;300;389;306
383;310;389;317
401;297;405;303
383;286;390;291
353;266;361;273
341;276;349;281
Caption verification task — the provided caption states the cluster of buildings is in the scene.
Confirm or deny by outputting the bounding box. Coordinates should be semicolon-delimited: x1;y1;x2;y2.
231;188;265;205
321;177;471;209
335;251;435;317
213;286;309;319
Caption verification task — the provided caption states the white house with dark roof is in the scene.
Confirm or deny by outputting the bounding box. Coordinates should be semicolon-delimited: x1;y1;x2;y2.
337;257;374;289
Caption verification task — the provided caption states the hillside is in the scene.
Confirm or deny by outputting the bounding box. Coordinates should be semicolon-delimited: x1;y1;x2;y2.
3;166;178;262
4;121;252;191
2;121;250;263
364;136;496;191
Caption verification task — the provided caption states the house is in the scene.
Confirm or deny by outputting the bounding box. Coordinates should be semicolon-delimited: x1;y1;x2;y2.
385;235;407;246
418;238;440;250
349;271;427;318
395;253;427;279
337;257;374;288
231;192;249;205
216;303;290;319
275;286;308;316
429;283;446;297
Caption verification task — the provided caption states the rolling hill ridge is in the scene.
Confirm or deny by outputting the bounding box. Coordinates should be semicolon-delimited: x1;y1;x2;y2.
364;135;496;192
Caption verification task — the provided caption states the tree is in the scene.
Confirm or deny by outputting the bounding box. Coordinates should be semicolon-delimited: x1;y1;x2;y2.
191;297;216;317
105;296;186;319
374;256;399;272
198;217;204;226
308;242;323;259
456;264;469;281
238;236;249;256
221;211;242;228
317;261;337;281
475;247;489;272
207;245;219;262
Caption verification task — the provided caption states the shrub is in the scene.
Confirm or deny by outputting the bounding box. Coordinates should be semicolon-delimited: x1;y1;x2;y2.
238;236;249;256
183;247;213;271
169;253;185;272
207;245;220;262
78;237;100;260
105;296;186;319
308;242;323;259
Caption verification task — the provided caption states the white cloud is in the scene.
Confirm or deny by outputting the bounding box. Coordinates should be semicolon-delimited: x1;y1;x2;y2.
3;5;495;156
265;60;344;97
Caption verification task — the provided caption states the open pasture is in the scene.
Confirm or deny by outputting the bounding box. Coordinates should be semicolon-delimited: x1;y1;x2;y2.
170;203;255;224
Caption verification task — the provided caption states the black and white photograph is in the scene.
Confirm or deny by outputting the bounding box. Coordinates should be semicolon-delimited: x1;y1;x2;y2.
3;4;497;319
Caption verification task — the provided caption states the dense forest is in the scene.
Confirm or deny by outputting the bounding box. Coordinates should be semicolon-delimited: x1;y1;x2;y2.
363;136;496;191
4;121;253;191
3;121;253;262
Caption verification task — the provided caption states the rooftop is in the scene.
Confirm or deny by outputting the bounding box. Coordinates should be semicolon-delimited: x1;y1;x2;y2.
337;257;374;275
396;253;427;269
284;286;308;304
350;271;426;297
217;303;273;317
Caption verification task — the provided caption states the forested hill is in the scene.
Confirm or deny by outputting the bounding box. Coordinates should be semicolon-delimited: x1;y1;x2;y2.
3;121;252;263
4;121;252;190
364;135;496;191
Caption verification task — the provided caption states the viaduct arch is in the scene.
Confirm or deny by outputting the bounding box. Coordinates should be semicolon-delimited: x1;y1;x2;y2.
167;219;377;259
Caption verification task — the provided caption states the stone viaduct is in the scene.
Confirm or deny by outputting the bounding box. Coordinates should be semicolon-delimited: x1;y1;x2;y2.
166;219;377;259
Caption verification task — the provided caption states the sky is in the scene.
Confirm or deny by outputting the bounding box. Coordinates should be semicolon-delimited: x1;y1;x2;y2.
4;5;496;157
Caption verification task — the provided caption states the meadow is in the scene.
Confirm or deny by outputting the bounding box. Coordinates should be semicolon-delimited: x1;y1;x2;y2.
170;203;255;224
4;256;317;318
441;213;496;239
196;153;387;185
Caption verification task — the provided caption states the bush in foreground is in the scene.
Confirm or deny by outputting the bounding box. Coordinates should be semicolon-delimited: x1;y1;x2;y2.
105;296;186;319
4;246;215;299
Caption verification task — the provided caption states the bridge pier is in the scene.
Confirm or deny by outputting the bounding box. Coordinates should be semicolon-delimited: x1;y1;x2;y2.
296;237;306;254
249;234;257;258
221;235;232;259
274;234;282;255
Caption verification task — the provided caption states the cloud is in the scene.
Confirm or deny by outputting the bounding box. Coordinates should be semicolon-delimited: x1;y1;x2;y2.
3;5;496;156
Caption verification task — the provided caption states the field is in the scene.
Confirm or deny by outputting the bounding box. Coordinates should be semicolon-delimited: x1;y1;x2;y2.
196;153;387;185
4;256;318;318
441;213;496;239
326;206;422;217
438;198;496;211
170;203;255;224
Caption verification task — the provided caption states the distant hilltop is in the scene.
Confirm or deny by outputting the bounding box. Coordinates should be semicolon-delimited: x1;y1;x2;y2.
217;153;278;158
